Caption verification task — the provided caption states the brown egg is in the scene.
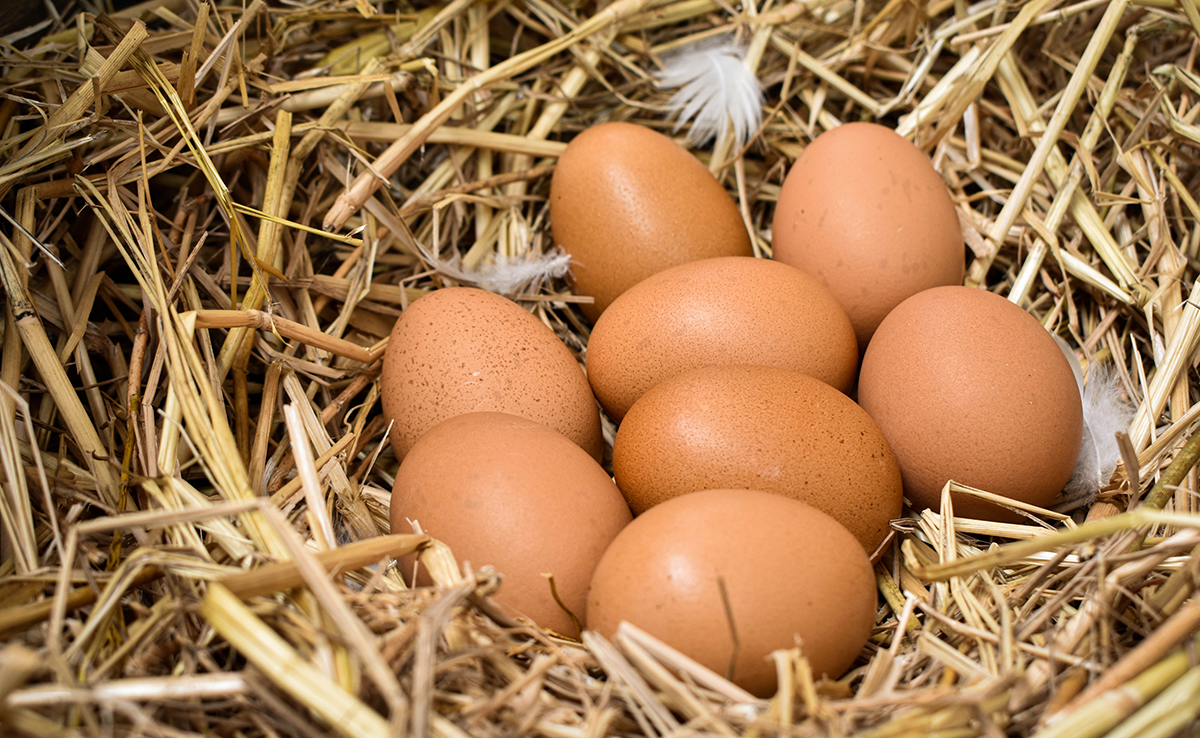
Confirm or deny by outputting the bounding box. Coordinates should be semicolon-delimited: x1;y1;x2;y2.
587;489;876;695
858;286;1084;520
550;122;752;322
587;257;858;422
613;365;901;552
391;412;632;636
772;122;965;350
381;287;602;460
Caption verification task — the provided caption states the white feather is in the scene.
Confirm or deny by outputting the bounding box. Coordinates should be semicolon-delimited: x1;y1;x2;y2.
1066;364;1135;498
473;252;573;295
657;38;763;149
409;238;572;297
1053;333;1135;499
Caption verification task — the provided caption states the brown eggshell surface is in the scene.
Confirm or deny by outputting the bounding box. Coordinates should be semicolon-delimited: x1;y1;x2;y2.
550;122;752;322
587;256;858;422
613;364;901;552
391;412;632;636
772;122;965;350
586;489;876;696
857;286;1084;520
381;287;602;461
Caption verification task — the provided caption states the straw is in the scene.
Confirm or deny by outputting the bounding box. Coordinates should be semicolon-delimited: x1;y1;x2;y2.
3;0;1200;735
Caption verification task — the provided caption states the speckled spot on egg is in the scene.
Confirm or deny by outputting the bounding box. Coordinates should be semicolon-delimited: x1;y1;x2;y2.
381;287;602;461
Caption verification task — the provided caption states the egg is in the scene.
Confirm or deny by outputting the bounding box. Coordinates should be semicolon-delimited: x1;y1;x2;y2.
858;286;1083;520
550;122;752;322
586;256;858;422
391;412;632;636
381;287;602;460
613;364;901;552
772;122;965;350
586;489;876;696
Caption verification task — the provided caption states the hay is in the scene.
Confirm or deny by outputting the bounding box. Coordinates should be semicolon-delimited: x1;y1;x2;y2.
1;0;1200;736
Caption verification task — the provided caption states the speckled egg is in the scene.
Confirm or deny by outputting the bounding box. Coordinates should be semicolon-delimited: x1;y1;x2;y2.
587;489;876;696
772;122;965;350
550;122;752;322
391;412;632;636
381;287;602;460
586;256;858;422
858;286;1084;520
613;364;901;552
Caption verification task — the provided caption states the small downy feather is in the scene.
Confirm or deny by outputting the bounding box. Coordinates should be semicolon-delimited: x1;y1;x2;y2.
472;252;573;295
1066;364;1135;498
411;238;572;297
657;38;763;149
1053;335;1135;499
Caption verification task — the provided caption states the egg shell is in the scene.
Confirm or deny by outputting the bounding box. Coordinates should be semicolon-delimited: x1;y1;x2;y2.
613;364;901;552
381;287;602;460
857;286;1084;520
586;489;876;696
587;256;858;422
771;122;965;350
391;412;632;636
549;122;752;322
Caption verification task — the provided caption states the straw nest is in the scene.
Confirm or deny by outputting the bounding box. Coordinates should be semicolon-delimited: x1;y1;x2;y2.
1;0;1200;735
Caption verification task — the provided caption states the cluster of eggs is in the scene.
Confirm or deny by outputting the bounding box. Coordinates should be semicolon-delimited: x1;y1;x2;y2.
381;121;1084;696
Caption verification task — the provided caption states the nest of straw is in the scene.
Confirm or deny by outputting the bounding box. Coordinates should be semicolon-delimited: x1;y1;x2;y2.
2;0;1200;735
